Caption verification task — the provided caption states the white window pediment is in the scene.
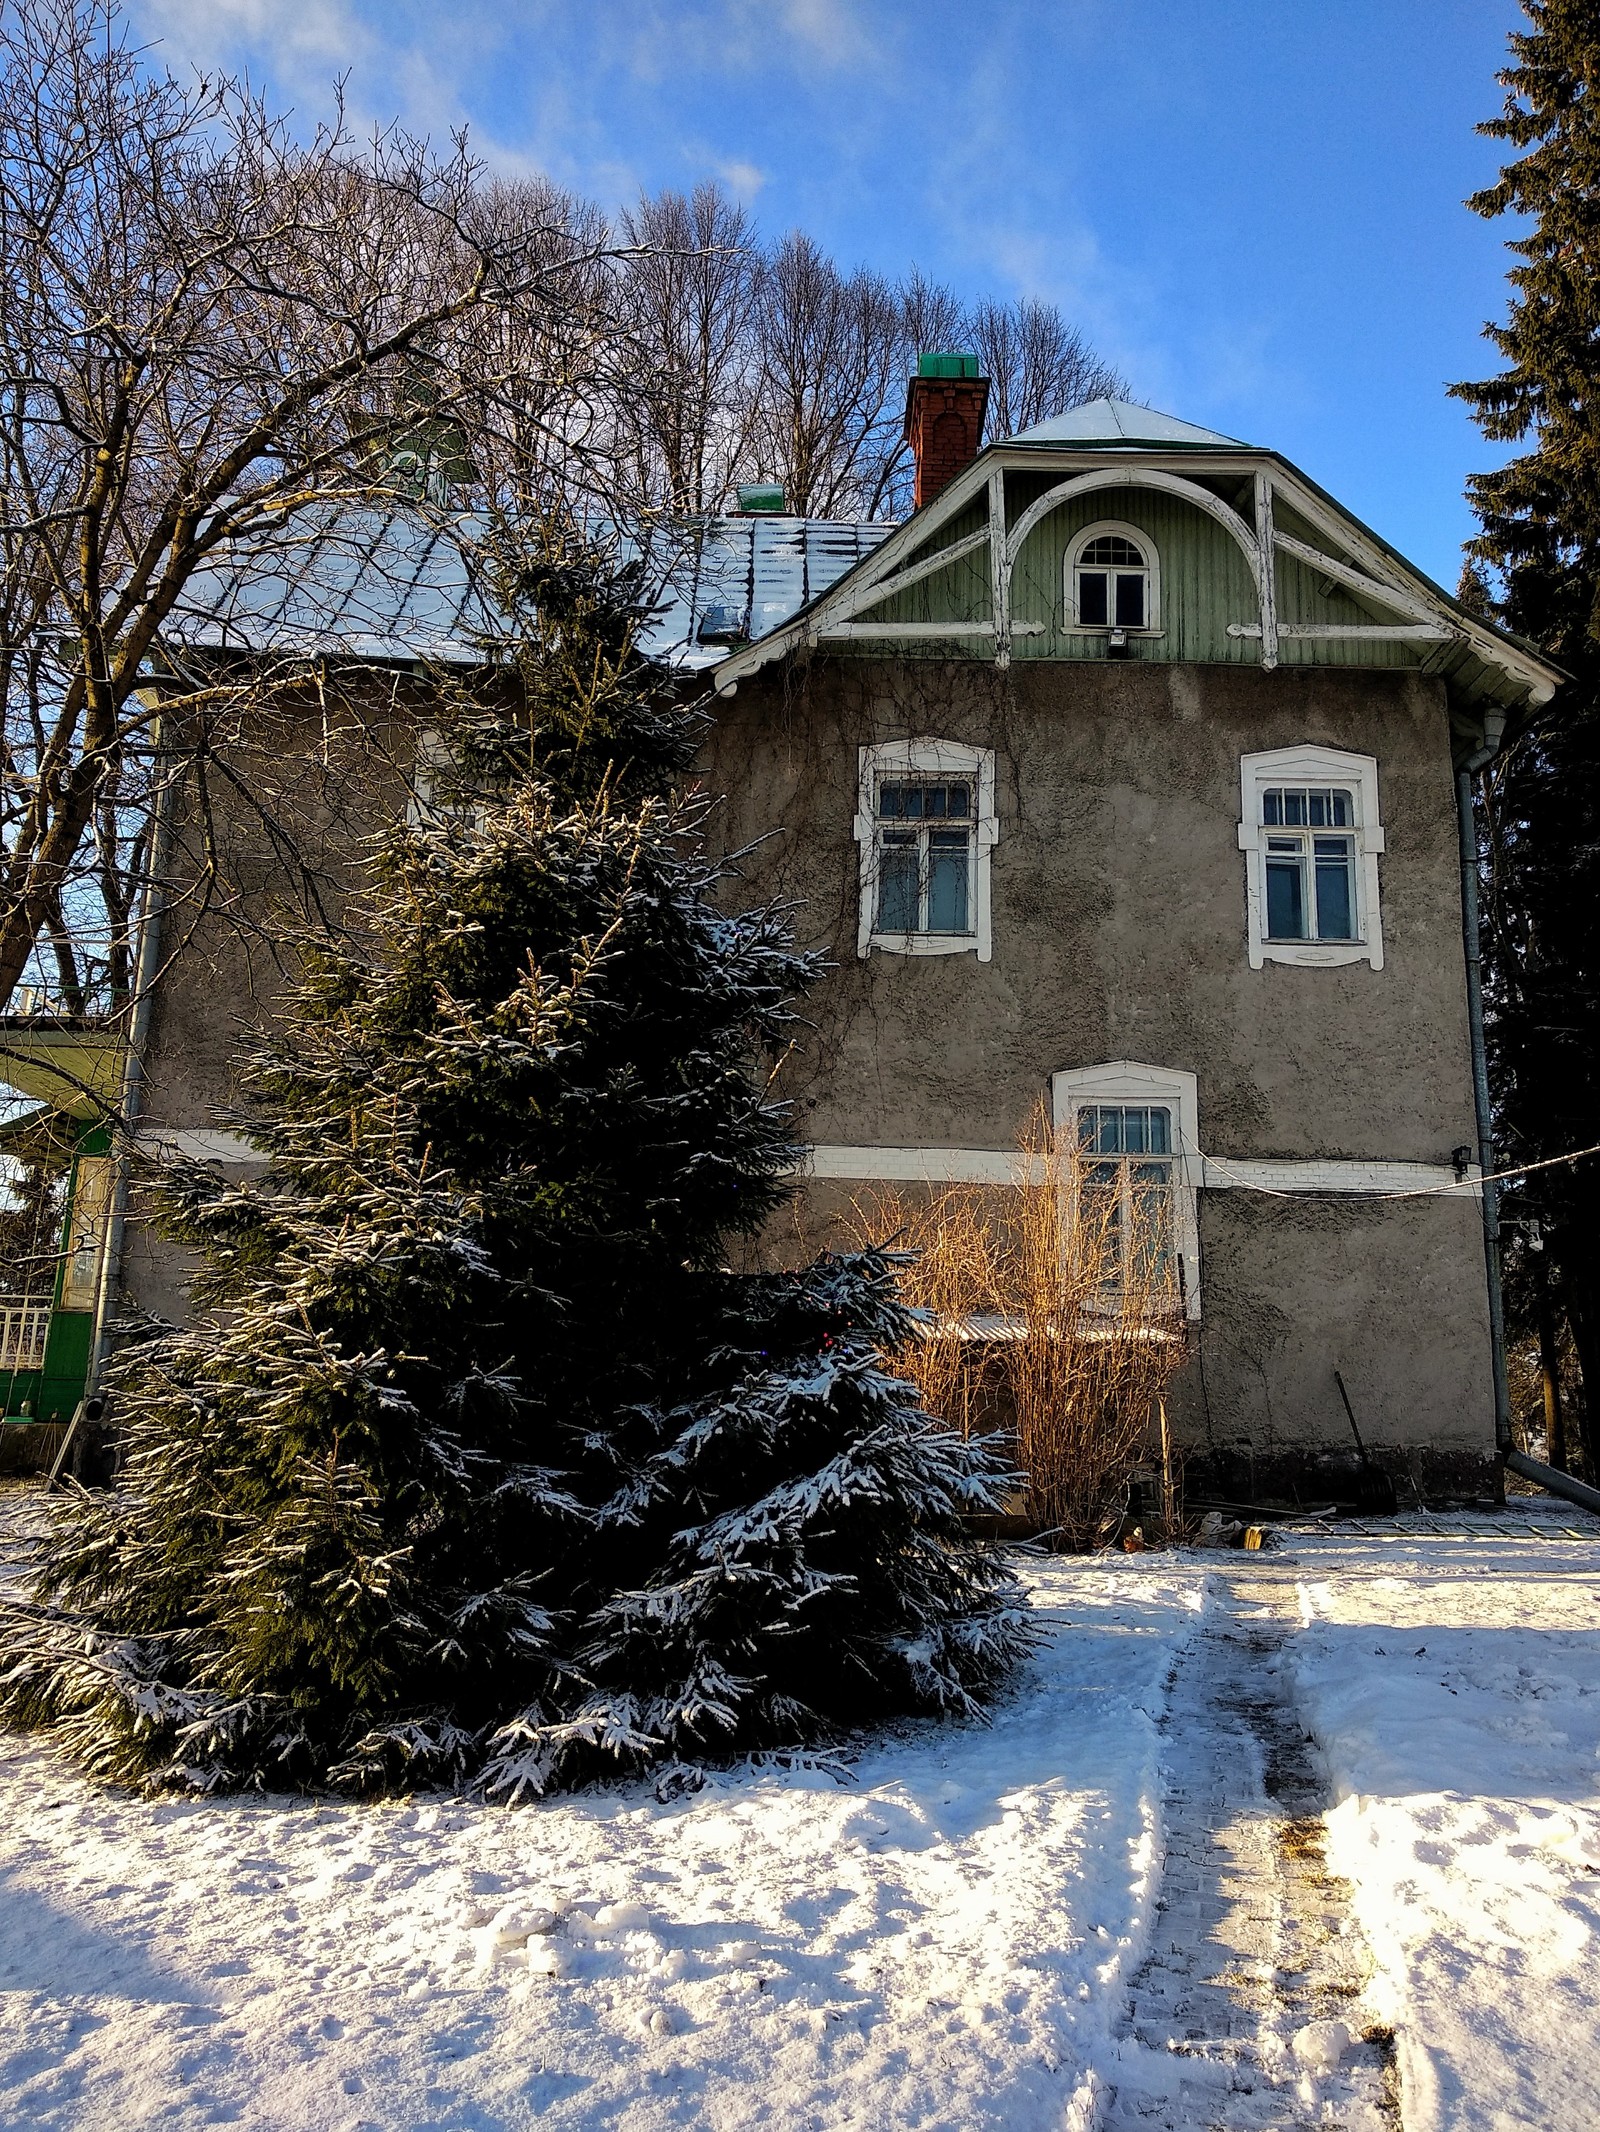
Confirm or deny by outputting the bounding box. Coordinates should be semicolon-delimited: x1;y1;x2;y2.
855;737;998;961
1237;744;1385;971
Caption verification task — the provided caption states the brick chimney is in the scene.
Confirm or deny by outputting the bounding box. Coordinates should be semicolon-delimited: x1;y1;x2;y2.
903;354;990;511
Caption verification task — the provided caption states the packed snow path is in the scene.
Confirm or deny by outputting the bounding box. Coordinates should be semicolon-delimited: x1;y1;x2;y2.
1104;1565;1396;2131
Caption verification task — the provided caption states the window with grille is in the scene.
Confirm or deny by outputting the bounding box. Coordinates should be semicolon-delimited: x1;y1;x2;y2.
1238;748;1385;970
1066;522;1158;633
1261;786;1357;943
1077;1103;1177;1301
1052;1064;1202;1321
875;778;974;936
855;740;998;960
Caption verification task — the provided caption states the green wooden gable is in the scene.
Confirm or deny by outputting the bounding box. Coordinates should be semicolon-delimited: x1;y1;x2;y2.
710;399;1561;755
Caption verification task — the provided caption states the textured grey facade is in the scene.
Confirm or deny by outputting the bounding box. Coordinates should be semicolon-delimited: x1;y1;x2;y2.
699;654;1496;1493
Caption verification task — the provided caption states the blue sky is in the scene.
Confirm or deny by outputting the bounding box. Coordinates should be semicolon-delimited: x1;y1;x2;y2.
136;0;1528;585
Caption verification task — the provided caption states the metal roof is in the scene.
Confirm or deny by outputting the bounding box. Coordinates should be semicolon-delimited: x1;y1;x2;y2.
1003;397;1249;450
169;506;895;671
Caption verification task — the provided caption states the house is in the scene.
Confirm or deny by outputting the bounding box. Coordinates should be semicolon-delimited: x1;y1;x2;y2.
692;372;1559;1500
0;369;1561;1500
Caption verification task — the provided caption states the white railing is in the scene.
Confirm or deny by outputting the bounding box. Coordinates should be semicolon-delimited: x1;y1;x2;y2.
0;1301;50;1373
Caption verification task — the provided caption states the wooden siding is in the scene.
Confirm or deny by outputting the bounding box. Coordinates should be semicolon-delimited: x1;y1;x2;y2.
836;479;1425;675
860;498;991;631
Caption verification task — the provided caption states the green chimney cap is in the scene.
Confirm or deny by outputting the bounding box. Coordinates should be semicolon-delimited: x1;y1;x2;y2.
736;481;786;514
917;352;980;380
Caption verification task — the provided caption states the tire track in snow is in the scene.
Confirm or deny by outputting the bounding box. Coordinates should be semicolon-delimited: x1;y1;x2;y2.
1101;1563;1400;2131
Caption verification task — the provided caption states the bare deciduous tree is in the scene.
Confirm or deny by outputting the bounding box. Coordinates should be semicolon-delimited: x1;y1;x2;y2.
969;296;1124;441
618;182;760;515
608;186;1124;523
0;0;635;1021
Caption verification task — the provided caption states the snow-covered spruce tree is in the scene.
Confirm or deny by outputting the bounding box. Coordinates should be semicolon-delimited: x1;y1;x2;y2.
0;530;1029;1794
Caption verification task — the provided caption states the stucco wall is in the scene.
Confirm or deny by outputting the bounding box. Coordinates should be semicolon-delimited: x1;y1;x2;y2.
698;654;1495;1474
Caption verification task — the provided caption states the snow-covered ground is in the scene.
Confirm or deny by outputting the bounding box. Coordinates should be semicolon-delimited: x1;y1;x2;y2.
4;1491;1599;2130
1285;1505;1600;2132
0;1491;1201;2132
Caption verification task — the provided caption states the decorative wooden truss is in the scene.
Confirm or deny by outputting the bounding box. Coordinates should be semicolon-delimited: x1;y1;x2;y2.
712;449;1558;710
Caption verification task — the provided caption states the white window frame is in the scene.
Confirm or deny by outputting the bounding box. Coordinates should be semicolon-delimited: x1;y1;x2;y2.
409;726;490;831
1237;745;1384;970
855;737;998;961
1051;1062;1201;1322
1063;519;1161;635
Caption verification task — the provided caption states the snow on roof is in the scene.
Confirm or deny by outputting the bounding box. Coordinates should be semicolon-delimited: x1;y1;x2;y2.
1003;397;1249;450
169;506;895;671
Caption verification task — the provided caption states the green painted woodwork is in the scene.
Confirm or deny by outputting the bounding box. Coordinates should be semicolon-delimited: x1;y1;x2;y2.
917;352;980;378
864;499;992;630
0;1024;126;1118
0;1312;89;1425
842;477;1427;674
0;1115;108;1424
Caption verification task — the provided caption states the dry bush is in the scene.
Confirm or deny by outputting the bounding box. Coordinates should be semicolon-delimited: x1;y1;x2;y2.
851;1105;1187;1549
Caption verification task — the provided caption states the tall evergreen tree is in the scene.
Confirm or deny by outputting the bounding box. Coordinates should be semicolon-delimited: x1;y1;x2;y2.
0;531;1029;1795
1451;1;1600;1465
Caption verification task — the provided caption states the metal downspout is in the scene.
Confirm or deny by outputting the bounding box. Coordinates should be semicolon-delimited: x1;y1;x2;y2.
87;724;174;1406
1455;759;1512;1460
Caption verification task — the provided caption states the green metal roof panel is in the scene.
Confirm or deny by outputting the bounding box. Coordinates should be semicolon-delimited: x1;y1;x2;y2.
1004;397;1250;451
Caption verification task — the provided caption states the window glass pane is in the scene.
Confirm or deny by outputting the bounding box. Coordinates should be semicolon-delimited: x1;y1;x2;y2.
1148;1106;1172;1155
1078;570;1109;625
1114;572;1146;627
927;831;970;932
1082;535;1144;566
1314;838;1355;939
1262;789;1282;825
946;782;970;818
878;782;904;818
1309;789;1328;826
1331;789;1352;826
1283;790;1307;826
1123;1106;1147;1154
1083;1164;1122;1286
1077;1107;1099;1150
1097;1108;1124;1155
1130;1166;1173;1281
877;838;918;931
1266;853;1306;938
902;785;924;819
924;784;946;819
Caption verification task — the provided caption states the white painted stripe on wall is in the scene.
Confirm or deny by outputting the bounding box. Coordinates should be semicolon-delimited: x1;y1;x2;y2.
134;1133;1483;1201
137;1127;264;1165
1200;1156;1479;1197
804;1145;1480;1199
804;1145;1038;1185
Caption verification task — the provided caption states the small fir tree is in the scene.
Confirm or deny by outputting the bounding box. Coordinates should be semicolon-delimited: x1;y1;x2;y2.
0;528;1029;1793
1450;2;1600;1462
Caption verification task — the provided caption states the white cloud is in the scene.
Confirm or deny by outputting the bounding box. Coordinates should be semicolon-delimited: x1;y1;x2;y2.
138;0;372;77
709;155;767;199
775;0;875;67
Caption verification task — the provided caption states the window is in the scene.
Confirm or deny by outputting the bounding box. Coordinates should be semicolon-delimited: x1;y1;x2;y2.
1052;1063;1201;1320
408;727;490;831
1238;747;1385;970
856;739;998;960
875;778;973;935
58;1156;109;1312
1065;522;1159;635
1078;1103;1176;1300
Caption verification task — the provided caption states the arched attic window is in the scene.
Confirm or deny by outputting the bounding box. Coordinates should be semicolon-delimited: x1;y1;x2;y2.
1065;521;1159;634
